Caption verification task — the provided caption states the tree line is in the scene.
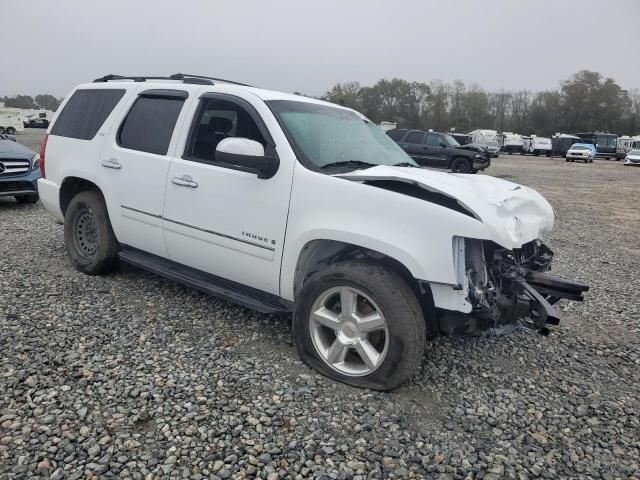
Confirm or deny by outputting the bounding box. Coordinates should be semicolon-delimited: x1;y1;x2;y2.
320;70;640;136
1;94;62;111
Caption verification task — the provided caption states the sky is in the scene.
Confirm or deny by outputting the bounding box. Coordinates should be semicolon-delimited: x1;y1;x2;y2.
2;0;639;99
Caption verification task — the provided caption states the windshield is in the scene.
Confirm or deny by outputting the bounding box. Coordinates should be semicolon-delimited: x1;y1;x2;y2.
572;146;591;151
487;141;499;147
630;150;640;155
267;100;417;171
442;134;460;147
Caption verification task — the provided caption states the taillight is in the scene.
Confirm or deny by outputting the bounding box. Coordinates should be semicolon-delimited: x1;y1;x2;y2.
39;134;48;179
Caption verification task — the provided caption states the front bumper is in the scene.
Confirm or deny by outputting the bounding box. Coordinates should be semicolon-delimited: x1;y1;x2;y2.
624;158;640;165
0;168;40;198
473;157;491;170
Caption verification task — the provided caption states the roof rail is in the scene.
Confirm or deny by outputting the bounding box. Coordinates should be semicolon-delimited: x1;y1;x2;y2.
93;73;253;87
169;73;253;87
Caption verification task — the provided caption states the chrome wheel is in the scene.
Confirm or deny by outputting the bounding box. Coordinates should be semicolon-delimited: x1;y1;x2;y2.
73;210;100;258
309;286;389;377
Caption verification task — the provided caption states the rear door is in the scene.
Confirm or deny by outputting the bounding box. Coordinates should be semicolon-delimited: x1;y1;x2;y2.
98;88;192;258
400;131;429;165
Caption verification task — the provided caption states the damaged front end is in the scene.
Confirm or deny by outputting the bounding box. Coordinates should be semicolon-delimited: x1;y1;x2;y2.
460;238;589;334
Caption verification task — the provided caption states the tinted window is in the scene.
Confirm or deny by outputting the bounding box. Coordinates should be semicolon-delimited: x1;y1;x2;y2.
51;89;125;140
386;129;406;141
119;96;185;155
185;98;265;162
426;134;442;146
405;132;425;144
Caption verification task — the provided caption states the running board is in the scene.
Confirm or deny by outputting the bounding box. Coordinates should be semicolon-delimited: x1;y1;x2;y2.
118;247;293;314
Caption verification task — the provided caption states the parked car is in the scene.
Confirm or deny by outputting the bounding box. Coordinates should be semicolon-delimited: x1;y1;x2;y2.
624;149;640;166
387;128;491;173
0;134;40;203
37;74;588;390
566;143;596;163
575;132;617;159
24;118;50;129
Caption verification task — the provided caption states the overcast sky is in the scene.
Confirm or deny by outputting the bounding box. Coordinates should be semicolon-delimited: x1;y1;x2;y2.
2;0;639;98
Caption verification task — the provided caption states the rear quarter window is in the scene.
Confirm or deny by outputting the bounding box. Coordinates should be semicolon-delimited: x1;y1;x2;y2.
51;89;125;140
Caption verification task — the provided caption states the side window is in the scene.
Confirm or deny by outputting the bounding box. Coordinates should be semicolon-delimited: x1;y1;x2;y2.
426;134;441;146
51;89;125;140
118;94;185;155
405;131;425;144
185;98;266;162
386;129;406;141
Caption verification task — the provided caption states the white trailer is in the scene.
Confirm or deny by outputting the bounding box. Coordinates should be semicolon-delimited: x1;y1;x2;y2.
468;129;500;157
523;135;552;156
500;132;524;154
0;110;25;134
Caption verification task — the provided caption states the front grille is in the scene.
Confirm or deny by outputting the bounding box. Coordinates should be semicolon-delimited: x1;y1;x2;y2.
0;159;30;177
0;180;34;193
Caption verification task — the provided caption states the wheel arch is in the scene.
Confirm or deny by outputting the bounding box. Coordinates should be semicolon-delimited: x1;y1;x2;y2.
291;239;438;334
59;176;104;216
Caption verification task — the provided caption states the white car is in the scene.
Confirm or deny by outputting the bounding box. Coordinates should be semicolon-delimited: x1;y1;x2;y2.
566;144;595;163
37;74;588;390
624;149;640;166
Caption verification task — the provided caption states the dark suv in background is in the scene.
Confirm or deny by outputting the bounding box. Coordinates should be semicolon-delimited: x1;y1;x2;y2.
387;128;490;173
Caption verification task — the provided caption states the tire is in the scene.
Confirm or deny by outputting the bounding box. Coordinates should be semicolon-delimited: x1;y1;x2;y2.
0;127;4;134
15;193;39;204
6;127;15;135
64;190;119;275
450;157;472;173
293;261;426;391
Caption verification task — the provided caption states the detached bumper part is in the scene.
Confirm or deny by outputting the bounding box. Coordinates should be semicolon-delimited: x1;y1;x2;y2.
465;239;589;333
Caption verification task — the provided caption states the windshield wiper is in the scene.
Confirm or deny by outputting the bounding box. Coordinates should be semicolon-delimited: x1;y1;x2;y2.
392;162;419;168
320;160;378;170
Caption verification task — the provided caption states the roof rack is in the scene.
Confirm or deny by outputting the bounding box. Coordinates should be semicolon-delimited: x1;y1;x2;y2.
93;73;253;87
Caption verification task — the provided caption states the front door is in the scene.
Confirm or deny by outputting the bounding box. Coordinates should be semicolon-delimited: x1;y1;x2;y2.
424;133;450;168
99;88;191;258
162;93;293;295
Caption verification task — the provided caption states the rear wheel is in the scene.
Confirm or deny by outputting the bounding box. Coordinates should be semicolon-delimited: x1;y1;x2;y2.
5;127;15;135
0;127;4;134
293;262;426;391
64;190;119;275
15;193;39;204
450;157;472;173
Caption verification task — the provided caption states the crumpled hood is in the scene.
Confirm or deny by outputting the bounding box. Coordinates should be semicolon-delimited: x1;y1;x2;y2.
337;166;554;249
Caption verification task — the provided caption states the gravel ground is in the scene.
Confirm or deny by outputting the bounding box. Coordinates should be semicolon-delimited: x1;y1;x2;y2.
1;133;639;479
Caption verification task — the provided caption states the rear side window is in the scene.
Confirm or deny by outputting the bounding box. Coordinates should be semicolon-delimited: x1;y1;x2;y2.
405;131;425;144
118;95;185;155
51;89;125;140
386;129;406;141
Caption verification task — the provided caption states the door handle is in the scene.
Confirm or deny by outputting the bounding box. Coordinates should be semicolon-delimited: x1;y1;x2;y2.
171;175;198;188
101;159;122;170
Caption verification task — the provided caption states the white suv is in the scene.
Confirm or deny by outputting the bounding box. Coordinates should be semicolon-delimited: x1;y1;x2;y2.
38;74;588;390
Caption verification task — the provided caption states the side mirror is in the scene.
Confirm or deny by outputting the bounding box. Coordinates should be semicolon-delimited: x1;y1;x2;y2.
215;138;279;179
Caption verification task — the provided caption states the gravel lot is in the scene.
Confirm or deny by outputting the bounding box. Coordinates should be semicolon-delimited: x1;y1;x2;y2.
1;131;639;479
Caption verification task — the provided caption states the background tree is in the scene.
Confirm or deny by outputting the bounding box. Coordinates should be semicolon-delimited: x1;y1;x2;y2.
3;95;37;109
35;94;62;111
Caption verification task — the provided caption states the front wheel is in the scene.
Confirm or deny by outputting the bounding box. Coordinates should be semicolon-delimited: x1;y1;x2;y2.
5;127;16;135
450;157;472;173
64;190;119;275
293;262;426;391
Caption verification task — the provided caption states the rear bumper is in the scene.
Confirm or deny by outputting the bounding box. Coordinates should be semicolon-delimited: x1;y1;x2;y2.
0;169;40;198
37;178;63;221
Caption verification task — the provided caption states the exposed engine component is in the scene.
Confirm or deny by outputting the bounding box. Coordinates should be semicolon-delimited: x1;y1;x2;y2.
465;239;589;333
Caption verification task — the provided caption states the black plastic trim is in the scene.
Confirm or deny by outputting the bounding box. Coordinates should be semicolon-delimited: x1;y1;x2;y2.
118;246;292;313
120;204;275;251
